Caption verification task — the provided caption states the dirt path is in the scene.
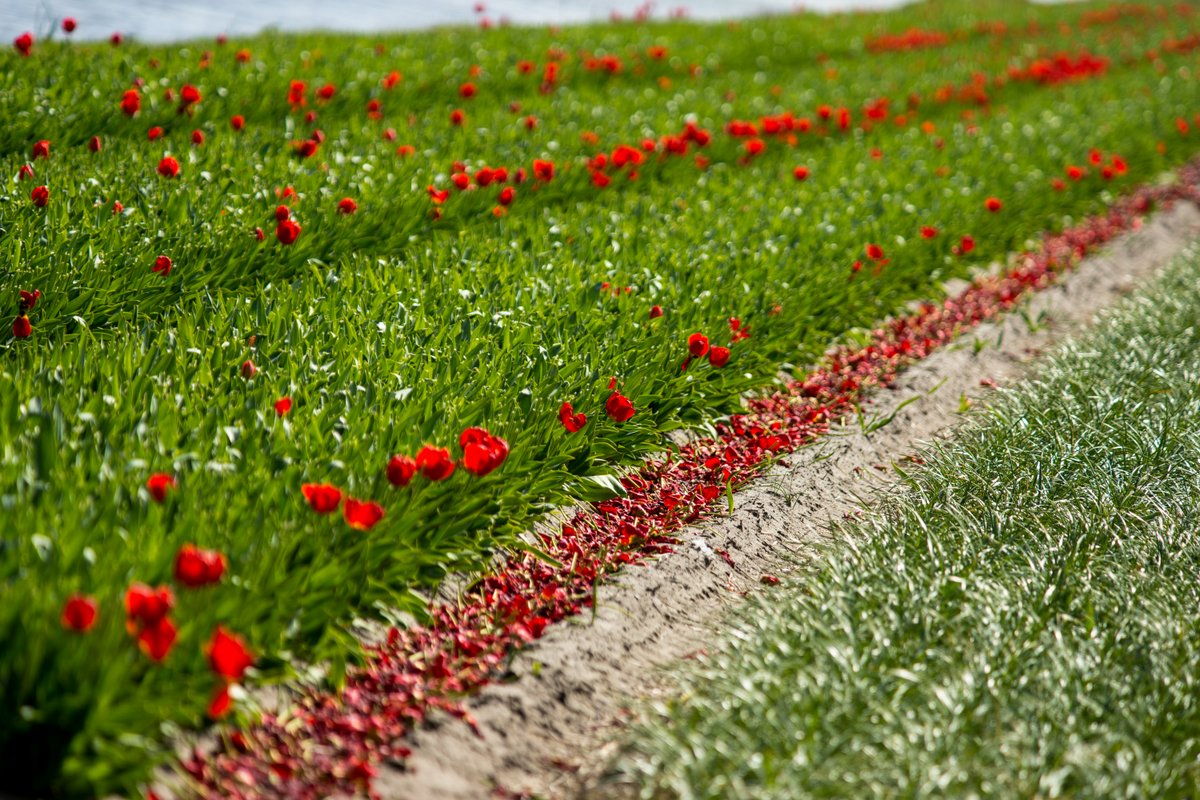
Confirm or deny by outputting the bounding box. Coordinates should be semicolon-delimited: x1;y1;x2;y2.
368;202;1200;800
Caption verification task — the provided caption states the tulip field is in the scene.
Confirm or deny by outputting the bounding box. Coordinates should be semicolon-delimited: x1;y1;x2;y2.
2;0;1200;797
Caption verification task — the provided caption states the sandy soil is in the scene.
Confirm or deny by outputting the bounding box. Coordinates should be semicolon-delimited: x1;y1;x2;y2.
374;201;1200;800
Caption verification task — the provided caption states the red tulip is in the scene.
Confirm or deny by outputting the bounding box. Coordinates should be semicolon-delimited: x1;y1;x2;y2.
302;483;342;513
296;139;319;158
157;156;180;178
17;164;33;181
191;130;205;146
121;89;141;116
30;185;49;207
559;401;588;433
649;305;664;319
110;32;123;46
955;235;976;256
316;83;336;101
152;255;172;276
688;333;710;357
207;626;254;681
498;186;515;206
207;685;232;719
146;473;176;503
386;455;417;487
337;197;358;215
180;84;201;107
240;360;256;379
920;226;938;239
276;219;301;245
19;290;40;311
88;136;102;153
113;201;124;214
533;159;554;182
459;82;477;98
793;165;809;181
709;346;731;367
985;196;1002;212
61;595;98;632
12;316;31;339
605;391;635;423
125;583;174;628
230;114;245;131
450;109;466;126
137;616;177;662
865;243;885;261
14;32;33;56
148;126;164;141
344;498;386;530
62;17;77;33
175;544;226;588
416;445;456;481
460;427;509;477
274;397;292;416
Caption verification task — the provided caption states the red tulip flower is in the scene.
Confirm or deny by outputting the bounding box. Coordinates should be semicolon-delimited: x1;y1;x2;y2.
985;197;1002;213
274;397;292;416
148;126;164;141
865;243;885;261
416;445;456;481
19;290;40;311
955;234;976;256
62;17;77;33
793;165;810;181
241;360;256;379
459;82;477;99
533;159;554;182
498;186;515;206
125;583;174;628
30;186;49;207
61;595;98;632
920;226;938;239
88;136;102;153
18;164;33;181
146;473;176;503
302;483;342;513
316;83;336;101
230;114;245;131
157;156;180;178
14;32;33;56
450;109;466;127
687;333;710;358
208;685;233;719
559;401;587;433
709;346;731;367
337;197;358;215
344;498;386;530
191;130;205;146
137;617;178;661
180;84;201;108
605;391;635;423
386;454;417;487
110;32;123;46
276;219;301;245
12;316;31;339
152;255;172;276
460;427;509;477
121;89;141;116
174;544;226;588
207;626;254;681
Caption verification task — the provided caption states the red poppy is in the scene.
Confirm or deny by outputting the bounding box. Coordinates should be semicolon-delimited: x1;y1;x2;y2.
146;473;176;503
533;159;555;182
985;196;1002;212
743;138;765;157
605;391;635;423
152;255;172;276
344;498;386;530
124;583;174;628
460;427;509;477
380;454;416;487
148;126;164;141
1067;165;1084;181
112;201;124;215
450;109;466;126
954;234;976;256
12;316;31;339
337;197;358;215
688;333;710;357
274;397;292;416
180;84;201;107
121;89;141;116
30;186;48;207
137;616;178;662
366;99;382;119
191;130;204;146
157;156;180;178
241;360;256;379
316;83;336;101
276;219;301;245
524;115;538;131
649;304;664;319
296;139;319;158
254;227;264;240
14;32;33;56
793;165;809;181
302;483;342;513
175;544;226;588
61;595;98;632
459;82;477;98
88;136;102;153
559;402;587;433
382;70;402;89
416;445;456;481
207;685;232;719
920;226;938;239
207;626;254;681
230;115;245;131
708;346;731;367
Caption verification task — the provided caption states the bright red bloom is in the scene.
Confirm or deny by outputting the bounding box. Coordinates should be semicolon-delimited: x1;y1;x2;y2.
241;360;256;379
386;455;417;487
146;473;176;503
230;114;245;131
296;139;319;158
427;185;450;205
708;346;731;367
865;243;886;261
207;626;254;681
276;219;301;245
920;226;938;239
191;130;205;146
30;186;48;207
207;685;232;719
61;595;98;632
606;391;635;423
533;159;555;182
396;144;416;157
110;32;123;46
793;165;809;181
121;89;141;116
954;235;976;256
148;126;164;141
450;109;466;126
649;304;664;319
688;333;710;357
12;316;31;339
175;544;226;588
17;164;33;181
113;201;124;214
88;136;102;153
19;290;40;311
137;616;177;662
459;82;477;98
524;115;538;131
157;156;180;178
460;427;509;477
366;99;382;119
1067;165;1084;181
180;84;201;107
302;483;342;513
125;583;174;628
316;83;336;101
337;197;358;215
14;32;33;57
452;172;471;191
274;205;291;221
416;445;456;481
559;402;587;433
152;255;172;276
985;196;1002;212
743;138;765;157
274;397;292;416
497;186;515;206
62;17;77;33
344;498;386;530
382;70;402;89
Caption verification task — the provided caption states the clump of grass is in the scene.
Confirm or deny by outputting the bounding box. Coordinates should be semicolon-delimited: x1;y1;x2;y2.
615;248;1200;798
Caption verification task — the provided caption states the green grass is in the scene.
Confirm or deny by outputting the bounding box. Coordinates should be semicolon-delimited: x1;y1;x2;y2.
1;0;1199;794
613;245;1200;799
